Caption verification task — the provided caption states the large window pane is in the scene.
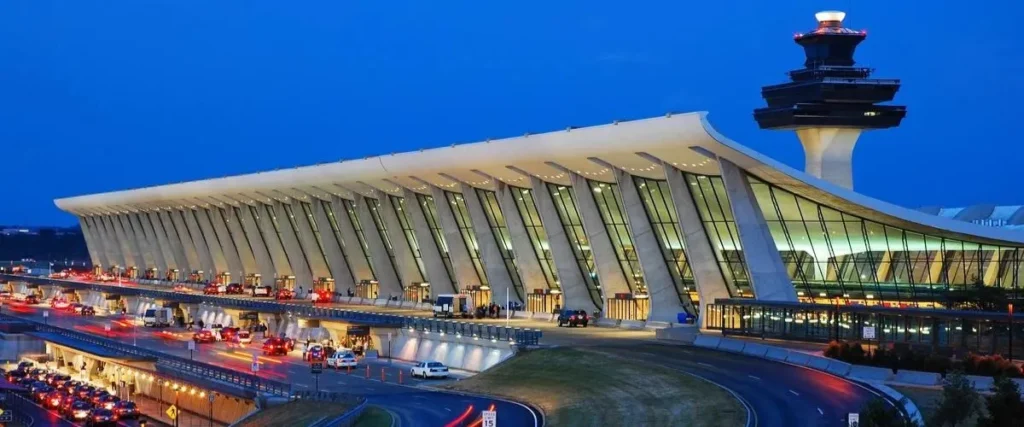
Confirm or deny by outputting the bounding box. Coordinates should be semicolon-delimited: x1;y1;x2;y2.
445;191;488;287
547;184;603;309
390;196;427;279
477;189;525;301
634;177;698;312
588;180;645;295
342;199;377;280
685;174;750;296
510;187;559;290
417;194;457;285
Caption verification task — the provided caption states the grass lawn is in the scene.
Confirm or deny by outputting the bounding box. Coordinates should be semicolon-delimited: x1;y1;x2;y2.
892;386;985;426
444;347;746;427
352;405;394;427
234;400;353;427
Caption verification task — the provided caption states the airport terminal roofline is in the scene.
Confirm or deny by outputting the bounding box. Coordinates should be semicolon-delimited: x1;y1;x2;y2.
54;111;1024;247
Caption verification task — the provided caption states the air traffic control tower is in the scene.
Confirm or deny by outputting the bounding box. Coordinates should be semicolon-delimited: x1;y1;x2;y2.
754;11;906;189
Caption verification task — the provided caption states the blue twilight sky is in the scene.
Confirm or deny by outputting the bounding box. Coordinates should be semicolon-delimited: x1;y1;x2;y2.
1;1;1021;226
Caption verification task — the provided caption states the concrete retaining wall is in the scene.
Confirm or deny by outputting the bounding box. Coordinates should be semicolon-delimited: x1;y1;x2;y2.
385;330;514;372
893;370;941;386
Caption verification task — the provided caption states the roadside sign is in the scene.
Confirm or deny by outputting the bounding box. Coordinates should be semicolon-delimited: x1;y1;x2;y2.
166;405;179;420
252;353;258;364
209;392;215;403
0;408;11;422
848;413;859;426
251;362;260;373
43;311;49;318
482;410;496;427
104;323;111;332
311;362;324;374
862;326;876;340
187;340;196;351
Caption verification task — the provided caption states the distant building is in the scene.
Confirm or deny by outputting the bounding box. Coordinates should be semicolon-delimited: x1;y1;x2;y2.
919;206;1024;231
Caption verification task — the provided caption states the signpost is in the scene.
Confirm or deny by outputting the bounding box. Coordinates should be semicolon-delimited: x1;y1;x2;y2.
188;340;196;360
0;408;12;423
862;325;876;350
104;322;112;338
166;404;179;421
43;310;48;325
482;410;497;427
311;362;324;392
848;413;860;427
251;354;260;373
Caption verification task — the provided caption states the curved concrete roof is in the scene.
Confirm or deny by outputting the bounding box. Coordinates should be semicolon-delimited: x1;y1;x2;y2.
55;111;1024;246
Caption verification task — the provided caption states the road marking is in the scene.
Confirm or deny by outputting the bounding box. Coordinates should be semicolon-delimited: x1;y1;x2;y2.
789;390;800;396
445;408;452;412
696;362;713;368
817;408;824;415
294;384;309;388
747;375;760;381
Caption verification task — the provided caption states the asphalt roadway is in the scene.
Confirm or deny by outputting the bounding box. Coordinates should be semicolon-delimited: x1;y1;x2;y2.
5;304;539;427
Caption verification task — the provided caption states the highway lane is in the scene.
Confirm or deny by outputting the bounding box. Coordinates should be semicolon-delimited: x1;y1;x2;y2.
597;343;884;427
4;305;539;427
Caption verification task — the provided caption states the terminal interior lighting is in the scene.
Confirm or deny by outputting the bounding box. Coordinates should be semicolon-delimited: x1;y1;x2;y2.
815;10;846;23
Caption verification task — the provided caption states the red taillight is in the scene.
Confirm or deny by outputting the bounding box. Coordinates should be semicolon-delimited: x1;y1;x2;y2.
50;398;59;405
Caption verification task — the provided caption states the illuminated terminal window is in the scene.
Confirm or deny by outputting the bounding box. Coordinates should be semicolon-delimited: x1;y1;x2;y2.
477;189;525;301
342;199;378;280
390;196;427;279
547;184;603;310
416;194;457;285
685;174;752;297
444;191;488;287
634;177;699;313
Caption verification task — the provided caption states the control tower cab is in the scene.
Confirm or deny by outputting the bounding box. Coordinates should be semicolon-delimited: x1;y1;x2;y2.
754;11;906;189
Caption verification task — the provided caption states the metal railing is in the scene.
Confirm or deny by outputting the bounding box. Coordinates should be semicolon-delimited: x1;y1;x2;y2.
0;313;292;397
0;390;77;427
3;274;543;345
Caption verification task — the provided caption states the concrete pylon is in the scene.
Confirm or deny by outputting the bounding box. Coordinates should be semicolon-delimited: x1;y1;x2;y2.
795;127;862;190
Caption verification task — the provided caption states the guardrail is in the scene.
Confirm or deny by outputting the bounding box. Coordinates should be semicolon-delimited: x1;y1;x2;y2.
0;390;77;426
3;274;543;345
0;313;292;397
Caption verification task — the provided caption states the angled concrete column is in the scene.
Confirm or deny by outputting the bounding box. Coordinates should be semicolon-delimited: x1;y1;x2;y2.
568;173;630;302
93;216;126;268
927;251;944;285
401;188;456;297
236;204;280;281
529;176;599;313
328;196;374;283
253;203;295;279
123;213;154;269
874;251;892;283
271;201;316;288
167;210;204;277
310;198;356;288
222;207;259;276
376;196;424;289
983;250;1003;285
664;166;732;325
283;201;326;284
460;184;519;304
77;216;105;268
182;209;218;279
494;182;550;292
429;186;484;289
158;210;194;273
611;168;692;322
207;208;244;279
194;208;229;275
106;215;138;269
355;196;403;297
128;213;164;273
136;212;173;272
719;159;797;302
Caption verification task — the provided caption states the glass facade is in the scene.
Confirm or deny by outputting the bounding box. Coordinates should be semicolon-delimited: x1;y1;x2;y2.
280;204;314;275
685;174;752;297
633;177;699;310
320;200;359;283
510;187;559;290
748;176;1024;307
299;202;333;275
477;189;525;300
390;196;427;280
444;191;488;287
342;199;378;279
367;198;401;282
265;204;296;269
547;184;603;309
588;181;646;294
417;194;457;285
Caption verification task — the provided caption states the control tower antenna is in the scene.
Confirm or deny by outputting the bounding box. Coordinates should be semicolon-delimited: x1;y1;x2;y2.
753;11;906;189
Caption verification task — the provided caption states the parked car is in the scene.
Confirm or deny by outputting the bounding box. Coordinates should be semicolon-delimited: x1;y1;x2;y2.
306;344;326;361
96;394;120;410
50;298;71;310
252;285;272;297
86;407;117;426
236;330;253;344
44;390;65;409
204;284;226;295
557;309;590;327
193;329;217;343
225;283;244;294
410;361;449;379
327;351;358;369
112;401;139;420
80;305;96;316
218;326;240;342
66;400;92;421
274;288;294;300
172;284;191;293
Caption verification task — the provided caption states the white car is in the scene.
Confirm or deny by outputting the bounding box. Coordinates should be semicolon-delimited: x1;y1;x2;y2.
236;330;253;344
411;361;449;379
327;351;358;369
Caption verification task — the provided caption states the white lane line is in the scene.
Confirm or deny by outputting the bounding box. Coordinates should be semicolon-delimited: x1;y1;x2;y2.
696;362;713;368
789;390;800;396
747;375;760;381
817;408;824;415
294;384;309;388
445;408;452;412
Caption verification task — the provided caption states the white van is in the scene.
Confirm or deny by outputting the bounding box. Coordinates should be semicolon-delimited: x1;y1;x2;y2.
143;308;173;327
432;294;472;318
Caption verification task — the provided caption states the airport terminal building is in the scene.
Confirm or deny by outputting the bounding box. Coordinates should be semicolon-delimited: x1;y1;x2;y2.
52;12;1024;326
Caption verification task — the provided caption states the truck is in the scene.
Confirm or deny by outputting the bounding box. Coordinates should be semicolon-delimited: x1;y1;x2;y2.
432;293;473;318
142;308;173;327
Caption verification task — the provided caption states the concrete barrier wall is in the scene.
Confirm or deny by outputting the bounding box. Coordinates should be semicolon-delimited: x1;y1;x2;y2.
847;365;895;382
0;333;45;362
893;370;941;386
385;330;513;372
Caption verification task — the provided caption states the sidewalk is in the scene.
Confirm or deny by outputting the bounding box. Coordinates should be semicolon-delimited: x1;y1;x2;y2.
133;395;227;427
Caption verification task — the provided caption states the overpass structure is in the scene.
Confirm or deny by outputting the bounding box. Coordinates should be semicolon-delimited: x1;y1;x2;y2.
51;13;1024;328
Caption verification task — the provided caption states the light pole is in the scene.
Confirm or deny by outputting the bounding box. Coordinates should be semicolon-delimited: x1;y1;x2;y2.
1009;303;1014;361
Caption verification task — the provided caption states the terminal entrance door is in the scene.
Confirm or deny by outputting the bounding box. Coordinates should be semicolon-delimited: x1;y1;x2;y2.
404;282;430;303
144;268;158;280
606;294;650;321
165;269;180;282
245;273;262;287
527;289;562;314
92;265;103;277
315;277;335;292
188;271;205;283
463;285;491;307
275;275;296;291
62;289;81;303
106;294;125;314
356;280;379;299
126;267;139;279
27;284;42;300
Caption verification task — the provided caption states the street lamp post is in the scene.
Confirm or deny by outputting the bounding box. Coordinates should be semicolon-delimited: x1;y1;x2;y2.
1009;303;1014;361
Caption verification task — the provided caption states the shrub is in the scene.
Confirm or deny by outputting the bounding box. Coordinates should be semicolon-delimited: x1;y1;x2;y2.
923;354;952;376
